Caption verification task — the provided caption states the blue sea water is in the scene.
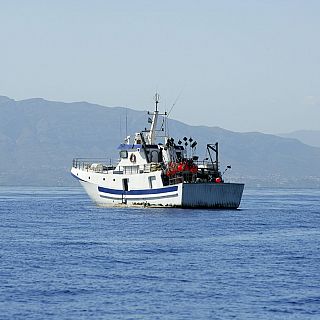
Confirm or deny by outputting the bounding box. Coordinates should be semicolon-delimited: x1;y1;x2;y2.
0;187;319;320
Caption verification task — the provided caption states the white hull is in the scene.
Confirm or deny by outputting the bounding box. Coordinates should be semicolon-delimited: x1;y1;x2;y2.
72;167;182;207
72;167;244;208
79;180;183;207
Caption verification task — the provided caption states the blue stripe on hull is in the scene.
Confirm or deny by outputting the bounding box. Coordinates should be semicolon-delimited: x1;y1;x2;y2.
100;193;179;201
98;185;178;195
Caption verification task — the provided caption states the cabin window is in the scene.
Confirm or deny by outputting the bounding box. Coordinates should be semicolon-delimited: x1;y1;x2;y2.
123;166;139;174
150;150;159;163
120;150;128;158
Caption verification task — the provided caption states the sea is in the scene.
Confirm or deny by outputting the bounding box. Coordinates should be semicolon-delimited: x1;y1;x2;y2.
0;187;319;320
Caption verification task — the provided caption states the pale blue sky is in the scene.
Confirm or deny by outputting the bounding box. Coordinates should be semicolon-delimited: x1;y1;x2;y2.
1;0;319;133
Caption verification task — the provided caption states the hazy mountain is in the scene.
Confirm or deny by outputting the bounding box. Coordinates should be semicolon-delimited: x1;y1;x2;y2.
278;130;320;148
1;95;320;187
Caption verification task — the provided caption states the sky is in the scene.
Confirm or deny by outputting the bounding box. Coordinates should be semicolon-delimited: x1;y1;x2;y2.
0;0;319;134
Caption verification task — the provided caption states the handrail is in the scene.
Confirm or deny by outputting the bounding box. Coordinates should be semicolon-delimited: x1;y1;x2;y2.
72;158;206;176
72;158;116;173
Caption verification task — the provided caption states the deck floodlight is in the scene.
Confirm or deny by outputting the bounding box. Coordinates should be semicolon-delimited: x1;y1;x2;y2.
222;165;232;176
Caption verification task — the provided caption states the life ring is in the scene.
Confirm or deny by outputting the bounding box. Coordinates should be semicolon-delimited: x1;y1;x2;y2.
130;153;136;163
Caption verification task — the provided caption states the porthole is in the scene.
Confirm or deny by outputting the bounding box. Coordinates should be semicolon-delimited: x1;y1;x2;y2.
103;178;105;181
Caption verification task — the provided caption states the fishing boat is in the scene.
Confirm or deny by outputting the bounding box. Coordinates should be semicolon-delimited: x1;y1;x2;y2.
71;94;244;208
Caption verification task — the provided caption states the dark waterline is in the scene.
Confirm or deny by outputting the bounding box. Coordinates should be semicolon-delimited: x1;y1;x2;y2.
0;187;319;319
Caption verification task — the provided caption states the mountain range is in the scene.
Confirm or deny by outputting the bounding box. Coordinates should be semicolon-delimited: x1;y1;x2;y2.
278;130;320;148
1;95;320;187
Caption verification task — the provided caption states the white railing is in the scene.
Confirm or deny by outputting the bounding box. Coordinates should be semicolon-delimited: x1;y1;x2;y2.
72;158;116;173
72;159;163;175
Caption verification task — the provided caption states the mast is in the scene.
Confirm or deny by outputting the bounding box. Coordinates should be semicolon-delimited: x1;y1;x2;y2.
146;93;160;144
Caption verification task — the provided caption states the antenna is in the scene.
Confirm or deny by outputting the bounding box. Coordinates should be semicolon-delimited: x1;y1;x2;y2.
167;88;183;118
125;107;128;137
154;93;160;112
164;89;183;139
119;114;122;141
166;115;169;137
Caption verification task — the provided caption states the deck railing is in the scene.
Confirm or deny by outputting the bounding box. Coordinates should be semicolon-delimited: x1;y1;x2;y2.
168;176;184;185
72;158;208;178
72;158;116;173
72;158;163;175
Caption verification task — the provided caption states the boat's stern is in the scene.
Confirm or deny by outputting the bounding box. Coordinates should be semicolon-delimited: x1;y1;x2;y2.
181;182;244;209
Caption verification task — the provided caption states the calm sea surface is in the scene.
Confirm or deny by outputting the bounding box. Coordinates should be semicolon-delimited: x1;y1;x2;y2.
0;187;319;320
